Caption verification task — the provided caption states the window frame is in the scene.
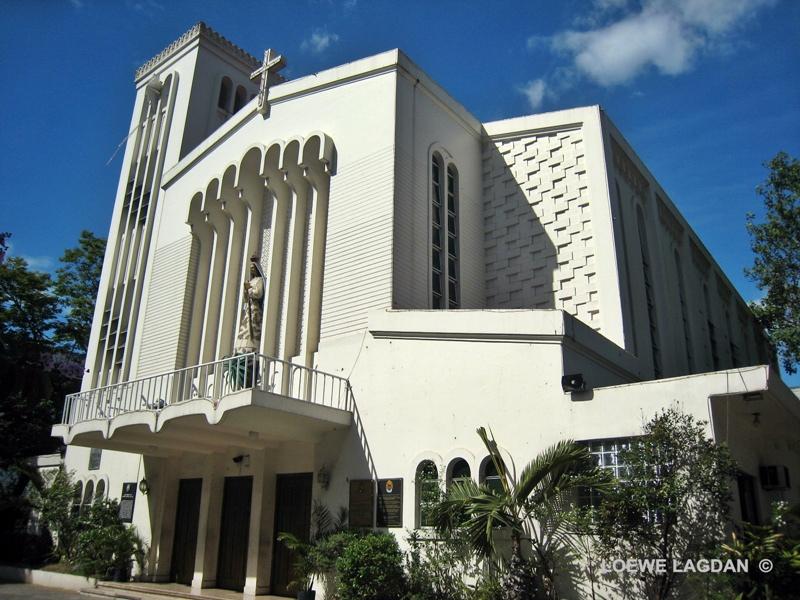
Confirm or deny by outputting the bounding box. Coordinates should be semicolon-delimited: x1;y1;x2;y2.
430;150;460;309
415;460;440;528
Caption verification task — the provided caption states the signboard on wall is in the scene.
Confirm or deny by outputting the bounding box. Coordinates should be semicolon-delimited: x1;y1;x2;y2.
377;478;403;528
348;479;374;528
118;482;137;523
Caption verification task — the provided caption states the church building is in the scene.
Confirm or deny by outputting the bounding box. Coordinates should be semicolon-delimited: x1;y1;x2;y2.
52;23;800;598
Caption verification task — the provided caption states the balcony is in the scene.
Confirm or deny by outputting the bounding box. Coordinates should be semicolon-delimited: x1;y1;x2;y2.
52;353;353;455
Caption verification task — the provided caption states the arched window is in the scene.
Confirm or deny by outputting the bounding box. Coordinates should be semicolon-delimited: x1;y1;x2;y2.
72;481;83;517
431;154;460;309
447;458;471;490
481;459;503;494
233;85;247;112
674;251;694;373
415;460;439;527
636;206;661;377
95;479;106;502
82;480;94;513
218;77;233;112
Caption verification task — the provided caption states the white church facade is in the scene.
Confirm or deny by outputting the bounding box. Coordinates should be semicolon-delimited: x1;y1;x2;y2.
52;23;800;597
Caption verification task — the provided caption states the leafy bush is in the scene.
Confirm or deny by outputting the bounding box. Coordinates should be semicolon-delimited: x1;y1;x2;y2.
31;468;80;564
73;499;144;580
719;501;800;599
405;530;474;600
336;533;406;600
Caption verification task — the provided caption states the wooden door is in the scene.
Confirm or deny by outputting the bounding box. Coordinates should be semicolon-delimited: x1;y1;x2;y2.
271;473;313;596
170;478;202;585
216;476;252;591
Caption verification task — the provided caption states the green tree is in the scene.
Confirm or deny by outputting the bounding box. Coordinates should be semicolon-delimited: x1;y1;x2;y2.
53;230;105;354
0;231;10;263
592;409;738;600
0;232;103;556
433;428;610;600
746;152;800;374
0;255;62;466
32;468;81;564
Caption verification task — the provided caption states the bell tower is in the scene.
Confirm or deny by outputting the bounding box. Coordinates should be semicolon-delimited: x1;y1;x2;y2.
84;23;260;389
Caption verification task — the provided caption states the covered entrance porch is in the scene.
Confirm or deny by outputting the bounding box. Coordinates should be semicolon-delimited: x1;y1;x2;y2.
52;353;353;598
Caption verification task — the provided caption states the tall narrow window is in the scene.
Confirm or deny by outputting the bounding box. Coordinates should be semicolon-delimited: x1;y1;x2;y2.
637;207;661;377
233;85;247;112
82;481;95;514
217;76;232;112
446;165;460;308
95;479;106;502
674;252;694;373
71;481;83;517
431;155;444;308
416;460;439;527
431;154;459;308
704;285;720;370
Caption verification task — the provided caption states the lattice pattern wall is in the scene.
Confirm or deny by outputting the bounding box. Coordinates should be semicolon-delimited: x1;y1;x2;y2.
483;128;600;330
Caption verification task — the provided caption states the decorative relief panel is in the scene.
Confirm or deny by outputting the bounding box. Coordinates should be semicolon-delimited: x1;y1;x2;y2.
483;128;601;330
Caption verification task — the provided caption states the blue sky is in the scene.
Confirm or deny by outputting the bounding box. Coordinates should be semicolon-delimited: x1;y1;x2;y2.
1;0;798;383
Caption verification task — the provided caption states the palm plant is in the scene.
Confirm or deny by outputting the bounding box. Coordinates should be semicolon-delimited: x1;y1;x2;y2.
432;427;610;600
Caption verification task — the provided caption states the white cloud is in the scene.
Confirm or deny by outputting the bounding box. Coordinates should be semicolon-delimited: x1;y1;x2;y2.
553;9;697;86
21;255;55;271
519;79;548;110
551;0;774;87
301;30;340;54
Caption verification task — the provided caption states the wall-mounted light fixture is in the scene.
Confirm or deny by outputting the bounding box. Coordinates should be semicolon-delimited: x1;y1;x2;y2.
232;454;250;466
138;478;150;495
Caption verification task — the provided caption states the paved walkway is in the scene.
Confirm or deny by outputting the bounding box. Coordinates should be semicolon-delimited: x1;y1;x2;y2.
0;582;84;600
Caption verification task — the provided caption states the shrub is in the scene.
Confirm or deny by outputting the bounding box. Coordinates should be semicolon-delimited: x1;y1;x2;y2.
405;530;473;600
73;499;143;580
719;501;800;599
31;468;79;564
336;533;406;600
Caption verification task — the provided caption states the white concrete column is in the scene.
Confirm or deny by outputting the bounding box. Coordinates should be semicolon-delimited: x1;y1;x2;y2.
146;455;179;582
277;173;308;366
300;168;330;365
191;454;225;592
243;448;276;598
262;180;289;359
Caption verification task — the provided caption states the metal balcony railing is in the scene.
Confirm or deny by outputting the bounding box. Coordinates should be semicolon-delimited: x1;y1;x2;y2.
61;353;352;426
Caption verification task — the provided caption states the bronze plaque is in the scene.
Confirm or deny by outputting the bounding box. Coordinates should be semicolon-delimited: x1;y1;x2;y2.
377;478;403;528
348;479;374;528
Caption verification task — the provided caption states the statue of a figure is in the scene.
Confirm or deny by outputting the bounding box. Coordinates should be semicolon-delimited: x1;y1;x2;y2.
235;256;265;354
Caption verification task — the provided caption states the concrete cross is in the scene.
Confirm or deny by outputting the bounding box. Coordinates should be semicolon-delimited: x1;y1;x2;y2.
250;48;286;116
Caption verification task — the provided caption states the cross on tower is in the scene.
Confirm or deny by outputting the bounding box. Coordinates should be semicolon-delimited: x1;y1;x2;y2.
250;48;286;116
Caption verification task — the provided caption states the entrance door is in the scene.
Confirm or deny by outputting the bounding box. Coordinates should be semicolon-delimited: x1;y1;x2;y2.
170;478;202;585
216;476;253;591
271;473;313;596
